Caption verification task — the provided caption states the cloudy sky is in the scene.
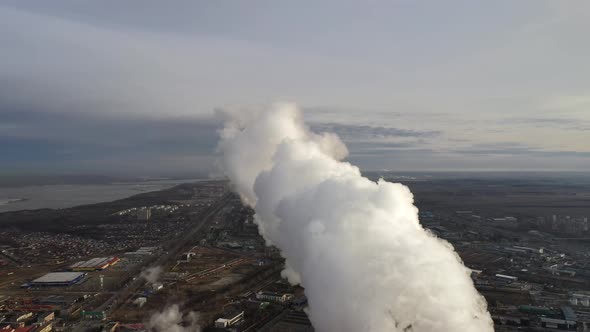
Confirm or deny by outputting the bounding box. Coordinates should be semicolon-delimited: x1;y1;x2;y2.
1;1;589;176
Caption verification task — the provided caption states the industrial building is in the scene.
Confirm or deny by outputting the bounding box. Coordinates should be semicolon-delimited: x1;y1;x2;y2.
29;272;86;287
540;317;577;330
570;293;590;306
214;309;244;328
495;274;518;283
269;310;315;332
125;247;158;256
177;252;194;263
69;257;120;271
256;291;294;303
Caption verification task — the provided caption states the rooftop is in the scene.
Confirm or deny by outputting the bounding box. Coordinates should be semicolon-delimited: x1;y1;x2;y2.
32;272;85;284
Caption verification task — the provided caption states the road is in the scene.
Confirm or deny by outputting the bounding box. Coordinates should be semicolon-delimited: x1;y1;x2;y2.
96;191;233;314
70;192;234;332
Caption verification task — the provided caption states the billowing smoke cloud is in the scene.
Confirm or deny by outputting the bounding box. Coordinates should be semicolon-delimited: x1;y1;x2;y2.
141;266;163;286
146;304;200;332
218;103;493;332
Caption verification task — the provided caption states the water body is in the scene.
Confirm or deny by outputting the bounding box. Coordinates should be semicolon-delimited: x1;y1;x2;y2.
0;179;203;213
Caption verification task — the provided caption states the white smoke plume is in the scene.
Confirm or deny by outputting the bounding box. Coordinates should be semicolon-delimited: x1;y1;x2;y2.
141;266;163;286
133;297;146;308
218;103;493;332
146;304;201;332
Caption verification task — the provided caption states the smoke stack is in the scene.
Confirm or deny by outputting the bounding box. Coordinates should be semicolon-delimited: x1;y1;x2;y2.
218;103;493;332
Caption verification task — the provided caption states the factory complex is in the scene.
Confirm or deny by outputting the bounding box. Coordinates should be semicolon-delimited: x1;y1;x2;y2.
69;256;120;271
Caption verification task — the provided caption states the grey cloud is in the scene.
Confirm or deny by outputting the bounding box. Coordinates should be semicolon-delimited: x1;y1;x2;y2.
347;141;590;171
347;141;426;151
1;2;589;174
0;109;221;176
1;110;220;148
310;122;441;140
501;117;590;131
511;117;578;125
451;142;535;155
452;142;590;158
345;142;435;160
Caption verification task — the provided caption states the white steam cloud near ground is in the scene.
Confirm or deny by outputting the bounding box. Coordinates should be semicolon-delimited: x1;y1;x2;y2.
140;266;163;286
146;304;201;332
218;103;494;332
141;266;201;331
